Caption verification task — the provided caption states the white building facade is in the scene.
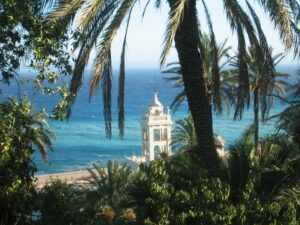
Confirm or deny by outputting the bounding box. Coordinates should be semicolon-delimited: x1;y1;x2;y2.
126;92;172;169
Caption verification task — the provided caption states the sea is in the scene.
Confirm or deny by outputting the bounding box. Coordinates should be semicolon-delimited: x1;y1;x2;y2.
0;66;298;174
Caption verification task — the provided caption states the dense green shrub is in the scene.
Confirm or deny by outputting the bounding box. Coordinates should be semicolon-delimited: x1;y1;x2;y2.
126;156;236;225
32;147;299;225
35;180;76;225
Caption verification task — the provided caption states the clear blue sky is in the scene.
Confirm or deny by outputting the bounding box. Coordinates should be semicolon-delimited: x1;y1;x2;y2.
109;1;297;69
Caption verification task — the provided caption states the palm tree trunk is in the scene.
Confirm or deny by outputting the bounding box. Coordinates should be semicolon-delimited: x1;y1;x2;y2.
254;88;259;148
167;0;221;177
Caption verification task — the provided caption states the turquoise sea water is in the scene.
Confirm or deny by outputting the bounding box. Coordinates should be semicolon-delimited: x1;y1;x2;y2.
0;66;298;174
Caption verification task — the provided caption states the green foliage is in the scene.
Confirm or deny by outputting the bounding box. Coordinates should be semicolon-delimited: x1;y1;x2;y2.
31;141;299;225
227;128;300;224
0;96;55;225
1;1;299;224
228;48;291;148
164;33;233;114
68;160;136;225
126;156;235;225
272;79;300;145
89;160;131;210
126;159;173;224
0;0;37;83
0;0;71;83
171;115;197;152
0;0;73;121
35;180;76;225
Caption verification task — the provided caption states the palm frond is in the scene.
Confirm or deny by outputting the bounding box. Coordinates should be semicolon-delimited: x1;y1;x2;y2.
160;0;189;66
164;33;232;114
234;22;249;120
290;21;300;58
142;0;151;18
163;74;186;112
67;2;117;119
118;5;134;139
88;162;107;191
37;129;56;152
218;39;231;60
171;115;197;152
201;0;221;114
247;2;276;121
78;0;105;30
169;91;186;113
163;63;182;74
285;0;300;21
42;0;58;9
46;0;84;24
89;160;131;207
90;0;137;99
223;0;259;119
32;138;48;162
257;0;292;48
101;50;112;139
1;97;56;163
223;0;239;31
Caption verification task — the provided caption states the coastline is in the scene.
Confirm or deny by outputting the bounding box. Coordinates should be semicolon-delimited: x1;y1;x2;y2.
35;170;94;186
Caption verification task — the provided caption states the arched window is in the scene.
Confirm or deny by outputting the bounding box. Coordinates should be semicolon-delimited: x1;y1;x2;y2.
161;128;168;140
153;129;160;141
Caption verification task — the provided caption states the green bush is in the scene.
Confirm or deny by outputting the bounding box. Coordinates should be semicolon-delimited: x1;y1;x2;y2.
35;180;76;225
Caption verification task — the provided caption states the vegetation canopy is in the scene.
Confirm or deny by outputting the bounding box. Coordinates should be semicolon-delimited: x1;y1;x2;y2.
44;0;300;176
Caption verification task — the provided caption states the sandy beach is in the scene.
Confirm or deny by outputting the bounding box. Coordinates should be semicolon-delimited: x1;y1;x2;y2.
35;170;94;186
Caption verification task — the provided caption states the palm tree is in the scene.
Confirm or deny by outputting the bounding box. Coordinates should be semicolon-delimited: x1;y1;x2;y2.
230;49;291;148
164;33;234;114
171;115;197;153
45;0;300;176
88;160;131;210
0;96;55;162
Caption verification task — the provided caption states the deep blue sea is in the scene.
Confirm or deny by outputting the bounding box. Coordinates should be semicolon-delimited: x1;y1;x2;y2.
0;66;298;174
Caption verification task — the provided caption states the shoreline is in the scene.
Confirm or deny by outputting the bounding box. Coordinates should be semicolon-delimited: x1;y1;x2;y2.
35;169;94;186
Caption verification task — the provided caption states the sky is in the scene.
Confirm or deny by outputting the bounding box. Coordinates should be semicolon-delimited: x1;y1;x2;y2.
109;1;298;69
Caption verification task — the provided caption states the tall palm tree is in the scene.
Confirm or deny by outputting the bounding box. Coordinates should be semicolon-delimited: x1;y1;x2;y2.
230;49;291;148
164;33;235;114
45;0;300;176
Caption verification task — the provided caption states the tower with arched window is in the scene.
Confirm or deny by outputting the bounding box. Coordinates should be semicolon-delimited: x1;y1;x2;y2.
140;92;172;162
126;92;172;169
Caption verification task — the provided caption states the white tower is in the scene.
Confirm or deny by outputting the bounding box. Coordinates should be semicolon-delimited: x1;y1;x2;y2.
140;92;172;162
